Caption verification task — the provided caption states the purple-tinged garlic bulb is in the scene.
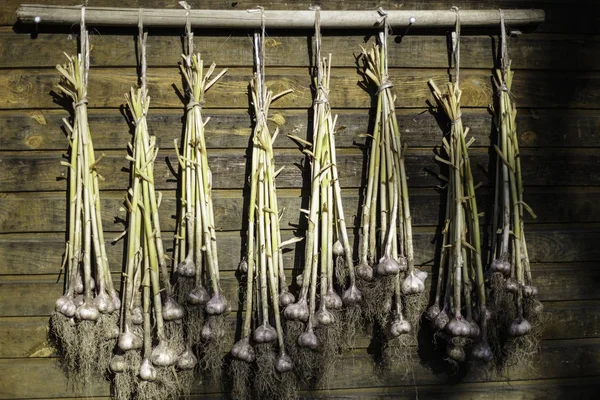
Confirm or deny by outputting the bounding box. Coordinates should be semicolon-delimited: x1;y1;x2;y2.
205;292;228;315
508;317;531;337
231;338;255;362
187;286;210;306
176;256;195;277
402;272;425;295
468;320;481;338
471;340;493;362
73;294;84;307
446;316;471;337
389;317;411;338
414;269;428;283
278;290;295;307
131;306;144;325
94;291;115;314
375;254;401;276
275;350;293;373
118;328;142;351
284;298;309;322
447;343;466;362
176;346;197;370
151;340;178;366
109;354;127;373
505;279;519;294
332;240;344;257
139;358;157;381
163;296;185;321
523;285;538;298
75;302;100;321
298;330;319;350
490;256;510;276
316;307;335;326
356;262;373;281
342;284;363;306
238;259;248;274
253;324;277;343
55;295;76;317
323;289;343;310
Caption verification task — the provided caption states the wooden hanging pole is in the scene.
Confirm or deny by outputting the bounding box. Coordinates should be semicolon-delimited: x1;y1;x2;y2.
17;5;544;30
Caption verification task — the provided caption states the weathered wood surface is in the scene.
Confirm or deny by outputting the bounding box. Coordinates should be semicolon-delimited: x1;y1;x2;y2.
1;188;600;235
4;0;600;33
2;108;599;151
2;148;600;192
0;262;598;317
0;67;599;110
1;225;598;276
1;299;597;359
0;339;599;398
1;31;598;70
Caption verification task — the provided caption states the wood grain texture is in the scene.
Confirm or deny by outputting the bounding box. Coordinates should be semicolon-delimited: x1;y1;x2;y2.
0;339;599;398
1;31;598;70
0;67;599;110
1;108;599;151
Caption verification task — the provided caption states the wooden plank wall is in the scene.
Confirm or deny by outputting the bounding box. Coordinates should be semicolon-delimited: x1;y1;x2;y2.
1;0;599;398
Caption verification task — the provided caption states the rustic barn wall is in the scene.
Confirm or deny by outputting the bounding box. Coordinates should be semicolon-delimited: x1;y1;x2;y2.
1;0;599;398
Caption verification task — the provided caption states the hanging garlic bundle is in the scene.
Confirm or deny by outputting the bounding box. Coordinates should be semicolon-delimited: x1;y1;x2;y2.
173;8;229;380
356;19;425;364
426;16;491;363
283;10;360;385
488;13;543;369
50;9;120;386
110;22;189;400
229;29;296;400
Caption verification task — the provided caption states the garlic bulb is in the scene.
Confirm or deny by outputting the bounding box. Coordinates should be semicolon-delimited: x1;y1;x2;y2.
356;262;373;281
176;255;195;277
447;343;466;362
205;292;228;315
238;258;248;274
151;340;178;366
109;354;127;373
109;290;121;311
118;329;143;352
253;324;278;343
323;289;343;310
55;295;76;318
468;320;481;338
505;278;519;294
425;304;441;323
375;254;401;276
284;298;309;322
187;286;210;306
389;317;411;338
471;341;493;362
332;240;344;257
73;294;84;307
508;317;531;337
316;307;335;326
139;358;157;381
445;316;471;337
490;256;510;275
402;272;425;295
131;306;144;325
74;274;95;294
231;338;255;362
298;330;319;350
162;296;185;321
278;290;295;307
176;346;197;370
275;350;293;373
414;269;428;283
432;309;450;331
523;285;538;298
94;291;115;314
342;284;363;306
75;302;100;321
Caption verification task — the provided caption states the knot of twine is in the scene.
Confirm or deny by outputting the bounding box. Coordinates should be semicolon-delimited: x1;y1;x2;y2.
133;112;147;126
186;100;203;110
450;113;462;125
73;98;88;108
377;80;393;94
